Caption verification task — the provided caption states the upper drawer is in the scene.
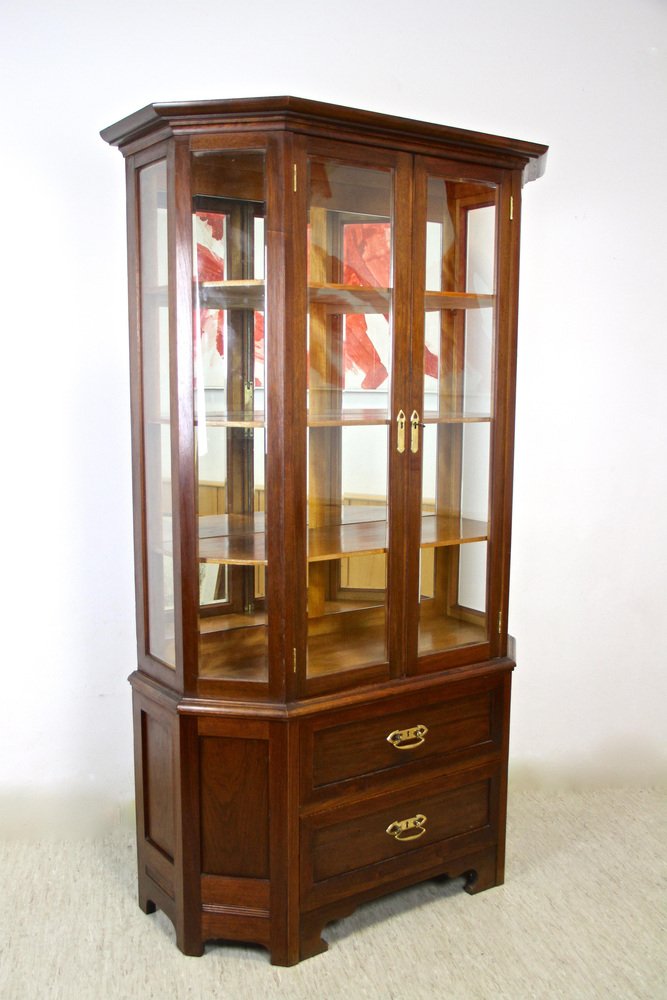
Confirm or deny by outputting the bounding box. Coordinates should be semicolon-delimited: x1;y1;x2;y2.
302;673;507;802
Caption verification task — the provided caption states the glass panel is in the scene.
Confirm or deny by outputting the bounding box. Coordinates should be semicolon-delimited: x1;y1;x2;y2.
306;160;393;678
419;176;497;656
192;151;268;681
140;161;175;667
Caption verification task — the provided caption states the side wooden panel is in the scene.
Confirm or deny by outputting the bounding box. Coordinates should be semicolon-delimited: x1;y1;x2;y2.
199;736;270;878
141;709;176;859
195;714;288;958
131;683;178;924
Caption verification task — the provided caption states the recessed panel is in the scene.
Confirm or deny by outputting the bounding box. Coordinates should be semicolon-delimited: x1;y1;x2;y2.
200;737;269;878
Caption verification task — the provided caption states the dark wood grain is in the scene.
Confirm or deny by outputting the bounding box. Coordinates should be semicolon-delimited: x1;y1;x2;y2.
100;96;547;183
199;736;269;877
104;97;545;964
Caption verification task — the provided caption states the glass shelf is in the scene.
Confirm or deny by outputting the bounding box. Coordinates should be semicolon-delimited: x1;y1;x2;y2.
420;515;488;548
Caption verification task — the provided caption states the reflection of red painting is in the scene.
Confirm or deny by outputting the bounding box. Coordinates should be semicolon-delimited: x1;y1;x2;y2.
253;313;264;387
343;224;389;390
197;240;225;357
342;224;438;386
195;213;264;386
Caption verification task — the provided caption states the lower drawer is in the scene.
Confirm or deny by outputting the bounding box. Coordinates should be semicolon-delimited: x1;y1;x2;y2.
301;762;499;907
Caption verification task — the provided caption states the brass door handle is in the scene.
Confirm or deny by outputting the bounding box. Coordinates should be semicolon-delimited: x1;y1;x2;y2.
396;409;406;453
386;724;428;750
410;410;424;453
386;814;427;842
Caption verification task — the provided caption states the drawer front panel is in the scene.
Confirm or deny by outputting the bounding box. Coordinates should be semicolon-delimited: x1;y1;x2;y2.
303;764;498;901
311;684;500;792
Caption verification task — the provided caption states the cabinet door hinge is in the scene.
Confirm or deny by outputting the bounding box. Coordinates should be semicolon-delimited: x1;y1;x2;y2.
509;195;514;221
498;611;503;634
293;163;297;193
293;647;297;673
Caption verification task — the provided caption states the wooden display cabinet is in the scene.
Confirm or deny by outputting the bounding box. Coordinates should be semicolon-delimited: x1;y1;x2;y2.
101;97;546;965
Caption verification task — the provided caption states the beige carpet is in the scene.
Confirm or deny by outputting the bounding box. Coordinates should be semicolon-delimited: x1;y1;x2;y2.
0;789;664;999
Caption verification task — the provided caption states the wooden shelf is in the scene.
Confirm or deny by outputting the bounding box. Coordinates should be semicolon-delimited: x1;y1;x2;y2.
198;280;395;315
198;279;264;311
198;604;486;680
199;622;268;681
420;515;488;548
424;290;494;311
198;509;486;566
197;284;492;314
309;282;390;314
418;606;487;653
199;513;267;566
308;519;387;563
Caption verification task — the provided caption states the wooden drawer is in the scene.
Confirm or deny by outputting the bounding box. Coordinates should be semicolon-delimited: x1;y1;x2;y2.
302;675;505;802
301;762;499;907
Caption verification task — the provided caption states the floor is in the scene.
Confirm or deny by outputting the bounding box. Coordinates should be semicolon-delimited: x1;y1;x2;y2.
1;788;664;999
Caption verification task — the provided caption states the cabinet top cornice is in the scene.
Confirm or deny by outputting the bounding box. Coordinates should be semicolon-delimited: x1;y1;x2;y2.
100;96;547;182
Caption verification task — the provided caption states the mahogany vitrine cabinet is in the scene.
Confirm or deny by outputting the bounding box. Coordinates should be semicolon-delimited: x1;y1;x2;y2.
101;97;546;965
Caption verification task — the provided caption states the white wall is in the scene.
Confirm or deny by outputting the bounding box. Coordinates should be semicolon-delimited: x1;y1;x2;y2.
1;0;665;828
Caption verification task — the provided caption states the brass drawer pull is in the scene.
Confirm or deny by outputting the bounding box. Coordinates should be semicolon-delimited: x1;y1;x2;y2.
386;724;428;750
386;813;427;842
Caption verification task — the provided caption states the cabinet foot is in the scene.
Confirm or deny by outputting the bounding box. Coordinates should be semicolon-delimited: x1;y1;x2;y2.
462;847;502;895
138;893;157;915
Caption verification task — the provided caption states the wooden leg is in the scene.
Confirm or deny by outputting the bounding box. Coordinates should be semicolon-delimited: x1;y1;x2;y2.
138;892;157;915
462;846;502;895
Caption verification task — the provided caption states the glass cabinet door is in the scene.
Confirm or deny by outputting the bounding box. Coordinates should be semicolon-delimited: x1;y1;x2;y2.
413;166;499;663
139;159;175;668
305;154;398;681
191;150;268;682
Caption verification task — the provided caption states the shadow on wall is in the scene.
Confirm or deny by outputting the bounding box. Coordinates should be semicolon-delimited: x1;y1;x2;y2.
510;736;667;791
0;789;135;841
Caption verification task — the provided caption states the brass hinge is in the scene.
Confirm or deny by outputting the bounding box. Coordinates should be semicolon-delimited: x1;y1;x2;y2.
498;611;503;634
293;647;297;673
509;195;514;221
293;163;297;193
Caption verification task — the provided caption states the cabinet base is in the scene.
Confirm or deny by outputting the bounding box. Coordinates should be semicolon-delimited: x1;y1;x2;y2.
130;665;511;965
137;843;503;965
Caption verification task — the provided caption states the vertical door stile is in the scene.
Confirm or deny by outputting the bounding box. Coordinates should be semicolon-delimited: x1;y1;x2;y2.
288;134;309;700
170;137;196;694
387;151;414;679
266;132;303;702
489;170;521;660
403;158;428;676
